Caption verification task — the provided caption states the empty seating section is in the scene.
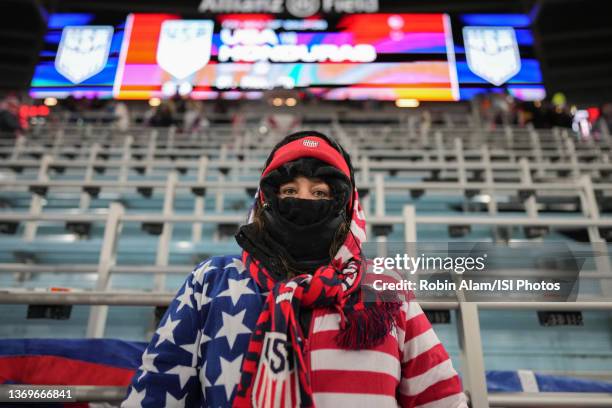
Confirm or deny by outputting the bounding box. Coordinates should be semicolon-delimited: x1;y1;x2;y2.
0;110;611;407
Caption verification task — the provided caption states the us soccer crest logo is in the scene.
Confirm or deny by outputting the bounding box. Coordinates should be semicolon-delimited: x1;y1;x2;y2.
55;26;114;84
156;20;214;81
463;26;521;86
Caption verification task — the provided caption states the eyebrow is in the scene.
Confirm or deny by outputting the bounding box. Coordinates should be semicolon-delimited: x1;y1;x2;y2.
309;178;327;185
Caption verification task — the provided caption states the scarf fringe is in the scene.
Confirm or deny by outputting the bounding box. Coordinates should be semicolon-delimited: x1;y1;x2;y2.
335;301;402;349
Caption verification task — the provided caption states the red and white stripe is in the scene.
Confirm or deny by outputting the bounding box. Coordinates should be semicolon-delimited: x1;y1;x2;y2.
306;302;467;408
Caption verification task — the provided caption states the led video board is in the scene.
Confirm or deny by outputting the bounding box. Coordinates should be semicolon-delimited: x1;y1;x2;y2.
30;12;545;101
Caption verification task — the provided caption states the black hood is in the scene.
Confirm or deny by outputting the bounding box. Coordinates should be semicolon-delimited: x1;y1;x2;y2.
235;131;355;276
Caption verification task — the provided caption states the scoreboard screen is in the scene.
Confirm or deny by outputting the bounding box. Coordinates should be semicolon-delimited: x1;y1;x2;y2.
30;12;545;101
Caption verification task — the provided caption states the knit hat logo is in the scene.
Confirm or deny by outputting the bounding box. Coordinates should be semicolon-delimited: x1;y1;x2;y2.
302;139;319;148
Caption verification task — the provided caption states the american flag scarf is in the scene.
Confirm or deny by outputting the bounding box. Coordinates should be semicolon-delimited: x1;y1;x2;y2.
233;189;400;407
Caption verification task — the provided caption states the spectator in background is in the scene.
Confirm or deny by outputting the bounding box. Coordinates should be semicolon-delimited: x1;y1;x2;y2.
113;101;131;133
599;103;612;136
148;101;177;128
263;111;302;136
475;92;494;128
490;92;508;127
183;100;209;134
60;95;89;124
0;95;23;137
231;110;246;140
533;101;553;128
419;109;432;136
517;100;536;127
214;99;229;116
551;104;573;128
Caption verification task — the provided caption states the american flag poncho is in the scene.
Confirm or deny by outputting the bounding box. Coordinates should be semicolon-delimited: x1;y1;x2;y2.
121;253;467;408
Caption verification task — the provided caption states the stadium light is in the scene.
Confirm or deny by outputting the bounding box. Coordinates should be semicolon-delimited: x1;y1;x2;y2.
395;99;420;108
148;98;161;107
43;97;58;107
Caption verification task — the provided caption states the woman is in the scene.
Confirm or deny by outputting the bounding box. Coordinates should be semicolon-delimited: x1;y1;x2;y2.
122;131;467;408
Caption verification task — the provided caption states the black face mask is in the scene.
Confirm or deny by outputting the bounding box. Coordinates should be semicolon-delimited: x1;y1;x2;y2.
263;197;345;264
235;156;353;276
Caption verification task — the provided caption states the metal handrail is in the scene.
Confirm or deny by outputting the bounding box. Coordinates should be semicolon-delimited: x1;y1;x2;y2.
1;211;612;227
1;264;610;279
2;290;611;311
2;158;612;172
488;392;612;407
2;178;612;194
0;290;174;306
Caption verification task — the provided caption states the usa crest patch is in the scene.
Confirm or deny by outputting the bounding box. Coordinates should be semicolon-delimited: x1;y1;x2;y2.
463;26;521;86
55;26;114;84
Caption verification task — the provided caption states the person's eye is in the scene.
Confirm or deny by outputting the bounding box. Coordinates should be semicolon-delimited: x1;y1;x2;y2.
281;187;297;195
313;190;330;198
